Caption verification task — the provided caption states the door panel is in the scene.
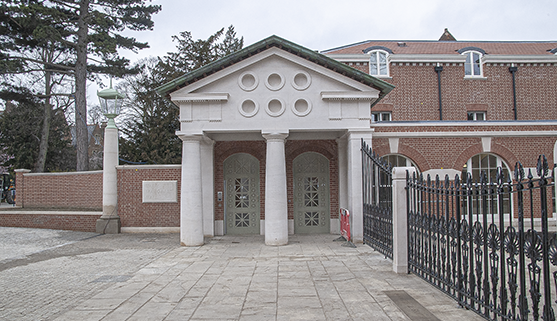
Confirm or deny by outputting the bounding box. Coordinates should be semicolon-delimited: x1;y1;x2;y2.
294;152;330;234
224;153;260;234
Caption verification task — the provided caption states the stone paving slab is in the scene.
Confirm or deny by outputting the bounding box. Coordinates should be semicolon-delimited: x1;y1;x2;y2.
0;228;485;321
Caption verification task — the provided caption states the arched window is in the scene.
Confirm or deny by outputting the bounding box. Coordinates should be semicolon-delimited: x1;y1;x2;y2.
462;51;483;77
382;154;418;169
462;153;510;182
462;153;511;218
369;51;389;77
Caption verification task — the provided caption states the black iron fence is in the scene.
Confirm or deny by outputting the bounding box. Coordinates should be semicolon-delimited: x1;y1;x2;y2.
407;155;557;321
362;140;393;259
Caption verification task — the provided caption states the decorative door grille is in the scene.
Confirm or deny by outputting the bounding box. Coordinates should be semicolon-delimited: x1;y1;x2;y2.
224;153;260;234
294;152;330;233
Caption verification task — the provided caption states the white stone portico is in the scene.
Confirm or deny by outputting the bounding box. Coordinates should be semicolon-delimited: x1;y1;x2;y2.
157;36;394;246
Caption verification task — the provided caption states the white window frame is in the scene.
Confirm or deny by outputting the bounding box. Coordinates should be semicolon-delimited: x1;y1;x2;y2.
463;51;483;77
372;111;391;122
382;154;418;169
369;50;389;77
462;153;513;222
467;111;486;121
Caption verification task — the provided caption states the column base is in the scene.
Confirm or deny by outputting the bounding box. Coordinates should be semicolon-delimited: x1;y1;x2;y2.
96;217;121;234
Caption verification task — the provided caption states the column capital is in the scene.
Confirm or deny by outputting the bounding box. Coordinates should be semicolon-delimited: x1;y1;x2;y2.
202;136;215;146
392;166;416;181
176;131;204;142
346;129;373;141
262;130;289;142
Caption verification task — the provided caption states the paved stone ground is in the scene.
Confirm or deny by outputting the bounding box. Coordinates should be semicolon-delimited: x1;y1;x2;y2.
0;228;484;321
0;227;177;320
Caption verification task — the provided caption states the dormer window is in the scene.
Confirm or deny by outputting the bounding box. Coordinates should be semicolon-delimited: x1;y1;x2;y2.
363;46;392;77
464;51;482;76
458;47;486;78
369;51;389;76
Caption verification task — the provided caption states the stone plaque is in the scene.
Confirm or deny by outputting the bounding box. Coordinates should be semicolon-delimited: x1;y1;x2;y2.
142;181;178;203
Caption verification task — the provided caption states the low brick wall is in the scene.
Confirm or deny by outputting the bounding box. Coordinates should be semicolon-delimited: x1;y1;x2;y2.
0;211;101;232
117;165;181;228
15;170;103;210
9;166;182;231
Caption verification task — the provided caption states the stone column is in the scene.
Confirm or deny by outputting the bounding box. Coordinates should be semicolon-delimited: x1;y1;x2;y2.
392;166;416;274
263;131;289;246
178;133;204;246
96;124;120;234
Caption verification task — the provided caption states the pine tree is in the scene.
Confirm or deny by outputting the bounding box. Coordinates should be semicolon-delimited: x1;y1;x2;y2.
119;26;244;164
0;0;161;171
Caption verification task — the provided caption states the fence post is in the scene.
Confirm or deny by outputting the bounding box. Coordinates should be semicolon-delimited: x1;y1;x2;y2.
392;166;416;274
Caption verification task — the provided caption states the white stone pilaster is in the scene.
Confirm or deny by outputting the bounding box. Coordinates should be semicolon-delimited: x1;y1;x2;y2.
201;137;215;237
337;136;348;235
337;136;348;210
554;140;557;222
178;133;204;246
263;131;289;246
347;130;372;243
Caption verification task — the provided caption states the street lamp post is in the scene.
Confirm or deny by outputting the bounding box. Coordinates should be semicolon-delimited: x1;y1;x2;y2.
96;79;124;234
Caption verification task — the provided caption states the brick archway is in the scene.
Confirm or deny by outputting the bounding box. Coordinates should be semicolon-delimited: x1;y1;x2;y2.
374;143;428;172
454;143;517;172
286;140;339;223
214;141;267;223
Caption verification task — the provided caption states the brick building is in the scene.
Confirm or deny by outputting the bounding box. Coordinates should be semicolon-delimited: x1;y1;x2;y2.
322;29;557;182
155;31;557;246
8;31;557;242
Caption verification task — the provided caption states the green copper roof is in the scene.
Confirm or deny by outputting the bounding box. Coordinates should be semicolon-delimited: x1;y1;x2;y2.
155;35;395;103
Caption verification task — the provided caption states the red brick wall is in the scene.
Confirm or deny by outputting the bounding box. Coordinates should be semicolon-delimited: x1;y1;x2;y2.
373;134;556;173
349;62;557;121
16;171;103;209
11;167;182;230
117;166;181;227
0;214;101;232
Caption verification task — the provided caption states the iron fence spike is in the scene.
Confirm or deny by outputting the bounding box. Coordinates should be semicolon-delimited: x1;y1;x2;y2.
537;155;543;178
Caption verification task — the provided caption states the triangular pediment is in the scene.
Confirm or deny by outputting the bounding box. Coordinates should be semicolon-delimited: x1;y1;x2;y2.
158;36;394;140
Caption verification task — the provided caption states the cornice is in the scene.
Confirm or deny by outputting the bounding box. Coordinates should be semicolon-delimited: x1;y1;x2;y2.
171;93;229;103
372;120;557;127
321;91;379;100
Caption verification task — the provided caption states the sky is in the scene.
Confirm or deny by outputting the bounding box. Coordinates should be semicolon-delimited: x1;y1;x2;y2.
121;0;556;62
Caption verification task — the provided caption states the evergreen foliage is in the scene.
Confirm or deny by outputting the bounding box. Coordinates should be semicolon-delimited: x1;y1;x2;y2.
119;26;244;164
0;0;161;171
0;98;75;172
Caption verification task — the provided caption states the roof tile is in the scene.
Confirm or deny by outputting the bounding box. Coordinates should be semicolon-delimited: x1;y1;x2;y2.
323;41;557;55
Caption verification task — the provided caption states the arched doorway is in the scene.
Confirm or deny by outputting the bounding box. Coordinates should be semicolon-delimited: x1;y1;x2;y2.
293;152;330;234
224;153;260;234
